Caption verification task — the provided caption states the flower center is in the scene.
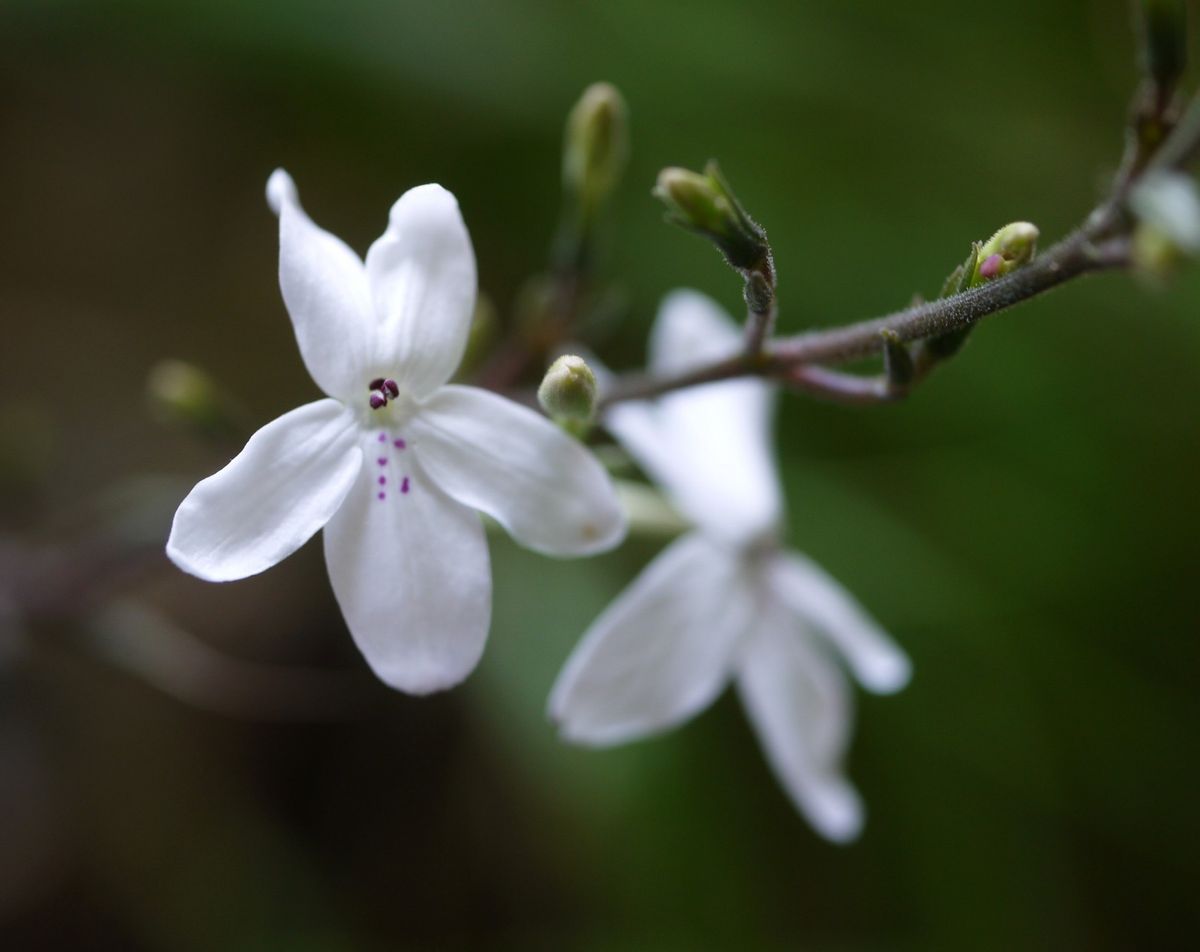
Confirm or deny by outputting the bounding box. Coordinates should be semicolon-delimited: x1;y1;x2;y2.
368;377;400;410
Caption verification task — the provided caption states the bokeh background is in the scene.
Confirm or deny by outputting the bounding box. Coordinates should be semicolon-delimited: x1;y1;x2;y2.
2;1;1199;949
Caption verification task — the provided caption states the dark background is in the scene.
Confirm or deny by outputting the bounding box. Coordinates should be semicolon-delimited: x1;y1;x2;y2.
2;1;1198;949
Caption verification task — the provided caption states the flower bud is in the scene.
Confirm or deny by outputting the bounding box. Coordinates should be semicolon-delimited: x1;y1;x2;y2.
563;83;629;218
972;221;1039;283
653;161;770;272
1132;223;1183;279
146;360;239;440
538;354;598;426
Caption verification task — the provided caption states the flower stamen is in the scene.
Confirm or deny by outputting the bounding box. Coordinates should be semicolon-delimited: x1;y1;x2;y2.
368;378;401;410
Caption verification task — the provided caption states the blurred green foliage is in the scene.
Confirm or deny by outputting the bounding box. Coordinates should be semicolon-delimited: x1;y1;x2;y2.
1;1;1198;949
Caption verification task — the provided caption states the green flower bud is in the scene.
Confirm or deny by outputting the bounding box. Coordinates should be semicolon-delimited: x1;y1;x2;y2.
614;480;688;538
563;83;629;219
146;360;239;440
652;161;770;272
1132;222;1183;279
971;221;1039;283
537;354;598;426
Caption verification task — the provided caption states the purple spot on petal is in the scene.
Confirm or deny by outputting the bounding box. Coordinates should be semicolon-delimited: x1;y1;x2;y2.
393;438;406;450
377;457;387;466
401;476;410;494
377;491;386;501
378;475;386;485
377;433;387;443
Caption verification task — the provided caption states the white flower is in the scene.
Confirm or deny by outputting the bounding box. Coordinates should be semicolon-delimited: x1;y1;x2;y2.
548;290;910;841
167;170;625;694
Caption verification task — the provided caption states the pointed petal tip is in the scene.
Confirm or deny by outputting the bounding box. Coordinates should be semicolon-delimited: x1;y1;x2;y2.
861;651;913;695
266;168;297;216
530;505;627;559
388;182;461;228
817;802;864;845
552;714;640;749
805;780;864;844
370;661;473;696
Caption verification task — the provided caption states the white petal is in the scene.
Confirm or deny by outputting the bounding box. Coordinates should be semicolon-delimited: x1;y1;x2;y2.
267;169;375;401
603;290;783;544
737;605;864;843
648;288;744;374
364;185;477;398
167;399;361;582
1130;170;1200;252
769;551;911;694
322;445;491;694
548;532;753;745
410;385;625;556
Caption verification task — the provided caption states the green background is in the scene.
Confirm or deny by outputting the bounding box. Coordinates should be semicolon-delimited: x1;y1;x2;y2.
1;1;1198;949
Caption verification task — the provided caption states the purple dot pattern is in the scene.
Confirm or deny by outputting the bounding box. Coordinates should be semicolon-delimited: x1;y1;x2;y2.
372;432;411;503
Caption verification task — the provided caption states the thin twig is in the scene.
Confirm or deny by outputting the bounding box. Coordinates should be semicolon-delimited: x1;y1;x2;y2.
599;228;1132;410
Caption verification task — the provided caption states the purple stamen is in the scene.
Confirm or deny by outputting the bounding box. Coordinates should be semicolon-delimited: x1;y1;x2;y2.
383;379;399;398
368;377;385;391
368;392;386;410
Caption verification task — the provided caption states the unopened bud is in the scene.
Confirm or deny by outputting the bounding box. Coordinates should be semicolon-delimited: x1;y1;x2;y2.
653;161;770;272
147;360;239;439
563;83;629;218
1139;0;1188;96
538;354;598;426
972;221;1039;283
1132;223;1183;279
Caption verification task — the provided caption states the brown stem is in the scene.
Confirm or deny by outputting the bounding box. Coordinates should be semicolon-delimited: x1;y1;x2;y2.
598;232;1131;410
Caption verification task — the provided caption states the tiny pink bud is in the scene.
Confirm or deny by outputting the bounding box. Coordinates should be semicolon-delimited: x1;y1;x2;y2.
979;253;1004;279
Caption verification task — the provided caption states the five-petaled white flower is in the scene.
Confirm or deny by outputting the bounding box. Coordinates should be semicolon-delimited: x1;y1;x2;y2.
549;290;911;841
167;170;625;694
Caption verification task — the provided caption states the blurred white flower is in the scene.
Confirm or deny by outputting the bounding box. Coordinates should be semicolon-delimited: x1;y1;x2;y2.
549;291;910;841
1129;170;1200;253
167;170;624;694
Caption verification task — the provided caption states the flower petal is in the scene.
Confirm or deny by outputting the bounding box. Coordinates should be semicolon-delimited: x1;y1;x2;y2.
167;399;362;582
602;290;783;544
548;532;753;745
647;288;744;374
364;185;476;398
769;551;911;694
410;385;625;556
267;169;375;401
322;449;491;694
737;604;864;842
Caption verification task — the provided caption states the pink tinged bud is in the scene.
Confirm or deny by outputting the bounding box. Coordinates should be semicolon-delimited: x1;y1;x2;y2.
979;253;1004;279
